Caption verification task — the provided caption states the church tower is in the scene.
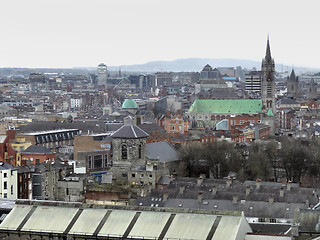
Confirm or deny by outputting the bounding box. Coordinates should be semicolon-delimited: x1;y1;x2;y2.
261;37;276;114
287;69;299;99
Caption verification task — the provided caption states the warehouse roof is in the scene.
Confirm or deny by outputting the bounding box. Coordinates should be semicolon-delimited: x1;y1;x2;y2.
0;201;252;240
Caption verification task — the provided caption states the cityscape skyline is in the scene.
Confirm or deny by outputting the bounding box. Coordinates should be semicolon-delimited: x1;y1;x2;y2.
0;0;319;69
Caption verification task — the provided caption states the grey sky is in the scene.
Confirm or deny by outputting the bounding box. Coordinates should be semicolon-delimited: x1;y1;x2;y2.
0;0;319;69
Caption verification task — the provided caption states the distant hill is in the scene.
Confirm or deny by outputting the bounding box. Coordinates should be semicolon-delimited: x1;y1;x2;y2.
107;58;320;74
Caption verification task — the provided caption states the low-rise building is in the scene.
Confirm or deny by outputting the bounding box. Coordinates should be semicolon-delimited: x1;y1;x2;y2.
0;162;17;199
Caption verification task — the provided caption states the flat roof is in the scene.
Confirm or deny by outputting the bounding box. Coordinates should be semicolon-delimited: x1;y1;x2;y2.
21;129;78;135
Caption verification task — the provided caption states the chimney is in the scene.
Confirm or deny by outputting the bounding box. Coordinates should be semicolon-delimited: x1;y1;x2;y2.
179;184;185;194
287;181;292;191
256;179;261;190
246;185;251;196
197;191;203;202
233;194;238;203
212;185;217;195
306;197;310;207
226;177;232;187
163;191;168;201
280;187;285;197
269;194;274;204
197;176;204;186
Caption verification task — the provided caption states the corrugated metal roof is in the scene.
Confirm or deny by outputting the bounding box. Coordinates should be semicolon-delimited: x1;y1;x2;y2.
0;204;251;239
164;213;217;240
22;206;78;233
0;205;32;230
69;209;105;235
98;210;136;237
128;211;171;239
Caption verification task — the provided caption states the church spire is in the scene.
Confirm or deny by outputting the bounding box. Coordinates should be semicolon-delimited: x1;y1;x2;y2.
265;36;272;62
290;69;296;80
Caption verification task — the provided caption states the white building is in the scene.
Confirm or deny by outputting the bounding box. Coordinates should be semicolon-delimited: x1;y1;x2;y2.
70;98;83;110
0;162;17;199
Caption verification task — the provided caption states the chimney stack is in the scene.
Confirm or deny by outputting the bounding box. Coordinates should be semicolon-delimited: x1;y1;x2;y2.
269;194;274;204
163;191;168;201
306;197;310;207
256;179;261;190
287;181;292;191
179;184;185;194
226;177;232;187
233;194;238;203
197;191;203;202
246;185;251;196
212;185;217;195
280;187;285;197
197;176;204;186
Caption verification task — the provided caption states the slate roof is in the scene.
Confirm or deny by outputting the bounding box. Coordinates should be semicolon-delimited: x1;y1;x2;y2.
188;99;263;114
276;98;299;105
146;141;180;163
136;177;319;220
111;125;149;139
23;145;52;154
138;123;166;135
0;162;15;170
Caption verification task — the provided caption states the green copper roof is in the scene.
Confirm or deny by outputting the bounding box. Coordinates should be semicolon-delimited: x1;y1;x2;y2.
267;108;274;116
122;99;138;109
188;99;263;114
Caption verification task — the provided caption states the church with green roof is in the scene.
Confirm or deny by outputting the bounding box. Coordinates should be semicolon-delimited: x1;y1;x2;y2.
187;99;264;128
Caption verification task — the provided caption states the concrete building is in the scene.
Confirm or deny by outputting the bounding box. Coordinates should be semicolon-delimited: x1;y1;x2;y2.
155;72;173;87
97;63;107;86
245;71;262;97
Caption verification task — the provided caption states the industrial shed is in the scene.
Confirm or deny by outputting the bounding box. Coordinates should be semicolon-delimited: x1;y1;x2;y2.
0;200;252;240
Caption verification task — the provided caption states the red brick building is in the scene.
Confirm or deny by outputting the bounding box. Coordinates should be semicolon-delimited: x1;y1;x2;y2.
0;130;16;162
156;111;190;135
21;145;56;165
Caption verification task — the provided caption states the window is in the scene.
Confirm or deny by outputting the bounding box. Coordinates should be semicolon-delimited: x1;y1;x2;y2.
3;193;7;199
140;174;144;178
94;155;102;169
4;181;7;189
122;145;127;159
11;185;13;195
104;154;108;167
36;159;40;165
4;173;7;178
132;173;136;178
138;144;142;159
88;156;92;169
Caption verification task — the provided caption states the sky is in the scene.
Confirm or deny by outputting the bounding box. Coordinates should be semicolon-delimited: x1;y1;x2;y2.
0;0;319;69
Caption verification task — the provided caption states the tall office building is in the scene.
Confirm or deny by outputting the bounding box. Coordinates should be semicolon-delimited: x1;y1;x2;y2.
245;71;262;97
97;63;108;86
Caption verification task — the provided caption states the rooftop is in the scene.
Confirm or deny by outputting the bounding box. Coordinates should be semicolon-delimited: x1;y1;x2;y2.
188;99;263;114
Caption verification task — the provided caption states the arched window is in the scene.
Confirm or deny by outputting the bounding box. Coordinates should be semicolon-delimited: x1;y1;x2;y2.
122;145;127;160
138;144;142;159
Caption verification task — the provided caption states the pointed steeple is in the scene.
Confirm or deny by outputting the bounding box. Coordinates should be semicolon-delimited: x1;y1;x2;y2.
289;69;296;80
265;36;272;62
